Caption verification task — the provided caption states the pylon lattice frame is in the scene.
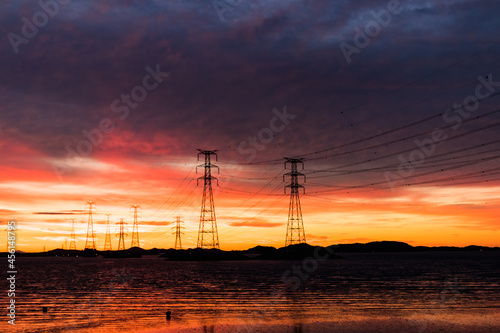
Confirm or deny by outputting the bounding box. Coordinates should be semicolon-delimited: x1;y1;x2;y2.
84;201;96;250
116;218;127;251
196;149;220;249
284;158;306;247
130;205;141;248
69;218;77;250
104;213;112;251
172;216;184;250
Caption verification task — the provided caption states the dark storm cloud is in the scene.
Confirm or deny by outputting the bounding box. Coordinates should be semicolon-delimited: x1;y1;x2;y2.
1;0;500;164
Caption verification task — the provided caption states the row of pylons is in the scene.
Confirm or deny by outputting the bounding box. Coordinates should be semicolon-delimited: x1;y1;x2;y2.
195;150;306;249
71;203;141;251
71;150;306;251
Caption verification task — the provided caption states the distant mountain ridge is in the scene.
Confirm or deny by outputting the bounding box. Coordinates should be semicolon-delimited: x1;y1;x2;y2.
330;241;498;253
2;241;498;259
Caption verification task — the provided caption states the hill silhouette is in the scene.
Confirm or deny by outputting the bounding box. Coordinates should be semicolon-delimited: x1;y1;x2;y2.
2;241;498;259
331;241;414;253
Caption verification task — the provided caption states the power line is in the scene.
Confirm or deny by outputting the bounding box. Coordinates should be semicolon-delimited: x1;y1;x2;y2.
304;116;500;177
308;152;500;194
242;42;500;165
305;141;500;178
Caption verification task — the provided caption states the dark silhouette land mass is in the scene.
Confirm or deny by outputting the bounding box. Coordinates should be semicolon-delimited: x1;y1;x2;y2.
4;241;498;260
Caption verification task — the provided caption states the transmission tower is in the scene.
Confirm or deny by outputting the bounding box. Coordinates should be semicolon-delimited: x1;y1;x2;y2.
103;213;112;251
172;216;184;250
284;158;306;247
84;201;96;250
69;218;77;250
130;205;141;248
196;149;220;249
116;218;127;251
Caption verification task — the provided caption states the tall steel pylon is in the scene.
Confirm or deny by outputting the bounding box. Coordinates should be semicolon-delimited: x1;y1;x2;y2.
84;201;96;250
116;218;127;251
284;158;306;247
69;218;77;250
172;216;184;250
103;213;112;251
196;149;220;249
130;205;141;248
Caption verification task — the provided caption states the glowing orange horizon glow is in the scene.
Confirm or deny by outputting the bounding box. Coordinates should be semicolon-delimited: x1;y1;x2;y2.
1;151;499;252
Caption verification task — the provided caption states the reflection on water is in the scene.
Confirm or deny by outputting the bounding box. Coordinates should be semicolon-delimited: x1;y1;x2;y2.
203;325;214;333
292;322;303;333
10;251;500;332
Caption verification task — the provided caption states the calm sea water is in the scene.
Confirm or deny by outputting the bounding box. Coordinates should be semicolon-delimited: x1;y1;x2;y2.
6;251;500;332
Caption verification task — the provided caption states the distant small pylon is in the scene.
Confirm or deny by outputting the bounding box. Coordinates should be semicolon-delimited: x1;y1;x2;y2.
104;214;112;251
69;218;77;250
84;201;97;250
172;216;184;250
116;218;127;251
130;205;141;248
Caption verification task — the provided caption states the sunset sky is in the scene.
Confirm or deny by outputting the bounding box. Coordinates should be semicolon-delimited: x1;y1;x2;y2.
1;0;500;252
